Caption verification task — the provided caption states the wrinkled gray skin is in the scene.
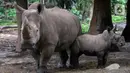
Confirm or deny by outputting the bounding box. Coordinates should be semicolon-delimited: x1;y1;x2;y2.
70;27;125;69
15;2;81;73
110;34;125;52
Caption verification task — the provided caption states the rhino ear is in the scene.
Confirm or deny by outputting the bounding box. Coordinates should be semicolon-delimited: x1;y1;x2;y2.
14;2;26;14
37;3;44;14
106;26;111;33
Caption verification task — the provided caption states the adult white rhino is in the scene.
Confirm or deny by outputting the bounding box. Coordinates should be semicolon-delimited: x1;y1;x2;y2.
15;2;81;73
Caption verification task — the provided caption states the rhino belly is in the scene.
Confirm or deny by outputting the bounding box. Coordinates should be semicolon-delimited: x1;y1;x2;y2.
55;40;74;52
55;27;79;52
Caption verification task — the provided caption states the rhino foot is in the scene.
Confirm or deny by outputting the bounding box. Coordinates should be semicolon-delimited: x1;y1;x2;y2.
69;64;80;69
97;65;105;69
57;63;68;69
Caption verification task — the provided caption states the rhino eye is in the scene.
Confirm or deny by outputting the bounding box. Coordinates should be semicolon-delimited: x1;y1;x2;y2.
36;29;38;32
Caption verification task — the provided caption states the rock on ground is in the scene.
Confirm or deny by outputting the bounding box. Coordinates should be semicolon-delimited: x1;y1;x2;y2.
105;63;120;70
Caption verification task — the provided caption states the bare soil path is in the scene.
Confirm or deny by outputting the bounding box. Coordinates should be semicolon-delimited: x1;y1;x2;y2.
0;24;130;73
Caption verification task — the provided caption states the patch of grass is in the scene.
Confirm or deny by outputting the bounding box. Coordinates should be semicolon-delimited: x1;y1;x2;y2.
0;19;16;26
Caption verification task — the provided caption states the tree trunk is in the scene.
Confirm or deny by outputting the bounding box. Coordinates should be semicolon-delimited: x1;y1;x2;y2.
40;0;44;4
89;0;94;25
122;0;130;42
40;0;48;4
15;0;28;52
57;0;65;8
88;0;113;35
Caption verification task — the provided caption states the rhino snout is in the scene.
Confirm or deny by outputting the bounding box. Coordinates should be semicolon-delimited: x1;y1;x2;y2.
120;42;125;46
21;42;37;52
20;43;28;52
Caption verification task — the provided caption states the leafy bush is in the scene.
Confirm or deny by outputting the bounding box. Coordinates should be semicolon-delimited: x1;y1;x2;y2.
6;8;16;19
29;0;39;3
70;6;91;33
70;6;82;20
81;22;90;34
111;0;127;14
0;7;5;18
112;15;126;23
0;8;16;26
116;0;127;4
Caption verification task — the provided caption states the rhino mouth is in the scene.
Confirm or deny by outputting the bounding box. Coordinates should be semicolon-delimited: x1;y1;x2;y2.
21;42;37;52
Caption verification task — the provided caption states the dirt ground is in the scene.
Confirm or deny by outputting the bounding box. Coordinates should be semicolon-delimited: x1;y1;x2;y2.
0;27;130;73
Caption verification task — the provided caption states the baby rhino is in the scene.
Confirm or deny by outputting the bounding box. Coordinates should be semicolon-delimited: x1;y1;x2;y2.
70;27;125;69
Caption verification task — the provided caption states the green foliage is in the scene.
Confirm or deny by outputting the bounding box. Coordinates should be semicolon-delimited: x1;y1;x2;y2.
81;22;90;34
6;8;16;19
0;20;16;26
29;0;39;3
0;8;16;26
70;7;82;20
0;7;4;14
76;0;92;10
112;15;126;23
80;15;126;34
116;0;127;4
0;7;5;17
111;0;127;5
111;0;127;14
70;6;90;33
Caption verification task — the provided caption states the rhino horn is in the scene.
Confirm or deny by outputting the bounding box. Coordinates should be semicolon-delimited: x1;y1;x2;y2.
22;25;31;39
22;18;30;39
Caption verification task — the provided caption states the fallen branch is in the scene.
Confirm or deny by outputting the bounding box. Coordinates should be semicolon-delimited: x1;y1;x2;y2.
0;25;17;29
0;25;18;33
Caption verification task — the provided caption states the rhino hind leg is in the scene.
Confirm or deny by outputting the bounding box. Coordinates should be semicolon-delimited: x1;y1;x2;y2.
69;52;80;69
59;50;69;68
69;51;82;69
38;45;55;73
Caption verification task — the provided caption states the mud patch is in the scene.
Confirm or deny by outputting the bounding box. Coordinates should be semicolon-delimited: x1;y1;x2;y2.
0;27;130;73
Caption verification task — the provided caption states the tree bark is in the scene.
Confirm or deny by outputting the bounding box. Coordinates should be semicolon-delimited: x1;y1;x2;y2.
88;0;113;35
57;0;65;8
89;0;94;25
122;0;130;42
40;0;48;4
15;0;28;52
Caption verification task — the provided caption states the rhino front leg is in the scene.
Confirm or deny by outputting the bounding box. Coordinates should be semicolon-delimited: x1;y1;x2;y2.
59;50;68;68
97;51;105;69
37;45;55;73
31;49;40;69
103;52;108;67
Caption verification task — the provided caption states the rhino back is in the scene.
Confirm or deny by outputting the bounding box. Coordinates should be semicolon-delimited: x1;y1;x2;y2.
40;8;81;50
28;3;40;10
77;34;108;52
